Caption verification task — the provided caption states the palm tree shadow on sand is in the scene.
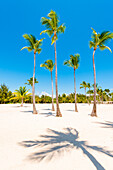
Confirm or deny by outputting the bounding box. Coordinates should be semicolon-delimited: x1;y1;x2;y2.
19;128;113;170
95;121;113;129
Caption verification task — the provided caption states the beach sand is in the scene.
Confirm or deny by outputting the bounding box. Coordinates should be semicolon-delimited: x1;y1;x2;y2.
0;103;113;170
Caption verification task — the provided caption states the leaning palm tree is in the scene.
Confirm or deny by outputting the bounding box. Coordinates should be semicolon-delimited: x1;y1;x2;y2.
21;34;44;114
64;54;80;112
25;77;38;103
40;60;55;111
11;86;31;106
80;81;87;97
89;28;113;116
40;10;66;117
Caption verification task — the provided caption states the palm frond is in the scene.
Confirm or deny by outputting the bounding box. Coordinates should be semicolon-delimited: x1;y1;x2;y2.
99;44;112;53
57;24;66;33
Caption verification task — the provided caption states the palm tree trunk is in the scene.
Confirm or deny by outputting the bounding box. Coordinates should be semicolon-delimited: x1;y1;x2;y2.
32;52;37;114
31;86;33;104
91;49;97;117
51;71;55;111
54;32;62;117
74;68;78;112
21;97;23;107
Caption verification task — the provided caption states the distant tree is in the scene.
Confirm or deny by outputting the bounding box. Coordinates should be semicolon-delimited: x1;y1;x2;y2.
25;77;38;103
40;60;55;111
0;84;13;104
21;34;44;114
64;54;80;112
89;28;113;116
11;86;31;106
80;81;87;97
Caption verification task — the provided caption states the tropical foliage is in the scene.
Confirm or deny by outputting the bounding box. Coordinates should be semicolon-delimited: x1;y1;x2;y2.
10;86;31;106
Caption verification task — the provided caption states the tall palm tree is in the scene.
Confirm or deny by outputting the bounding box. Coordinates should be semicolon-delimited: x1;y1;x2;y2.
21;34;44;114
40;59;55;111
80;81;87;97
40;10;66;117
11;86;31;106
25;77;38;103
64;54;80;112
89;28;113;116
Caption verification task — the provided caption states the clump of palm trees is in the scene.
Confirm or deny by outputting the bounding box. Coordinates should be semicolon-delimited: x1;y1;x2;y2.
20;10;113;117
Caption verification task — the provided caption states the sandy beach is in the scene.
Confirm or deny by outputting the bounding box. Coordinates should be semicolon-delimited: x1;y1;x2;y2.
0;103;113;170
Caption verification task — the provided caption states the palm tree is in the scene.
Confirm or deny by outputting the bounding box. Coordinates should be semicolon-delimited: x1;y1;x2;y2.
64;54;80;112
25;77;38;103
80;81;87;97
11;86;31;106
90;28;113;116
87;83;91;97
40;59;55;111
40;10;66;117
21;34;44;114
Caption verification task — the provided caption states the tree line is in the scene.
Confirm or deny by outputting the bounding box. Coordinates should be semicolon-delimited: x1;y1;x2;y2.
0;83;113;104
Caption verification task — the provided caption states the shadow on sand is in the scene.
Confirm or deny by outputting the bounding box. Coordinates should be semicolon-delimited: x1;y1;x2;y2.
11;106;30;108
39;112;55;117
19;128;113;170
95;121;113;129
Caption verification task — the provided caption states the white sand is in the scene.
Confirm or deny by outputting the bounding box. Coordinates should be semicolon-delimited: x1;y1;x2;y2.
0;103;113;170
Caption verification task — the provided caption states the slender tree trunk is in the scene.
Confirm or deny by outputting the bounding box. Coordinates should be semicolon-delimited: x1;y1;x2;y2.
89;88;91;105
74;68;78;112
32;52;37;114
91;49;97;117
21;97;23;107
51;71;55;111
54;32;62;117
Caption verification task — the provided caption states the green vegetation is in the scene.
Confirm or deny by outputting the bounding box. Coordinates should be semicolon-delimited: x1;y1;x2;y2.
10;86;31;106
1;84;113;105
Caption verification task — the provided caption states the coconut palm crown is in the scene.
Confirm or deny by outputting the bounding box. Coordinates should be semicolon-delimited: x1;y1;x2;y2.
40;60;55;72
89;28;113;52
21;34;44;54
64;54;80;69
40;10;66;44
25;77;38;87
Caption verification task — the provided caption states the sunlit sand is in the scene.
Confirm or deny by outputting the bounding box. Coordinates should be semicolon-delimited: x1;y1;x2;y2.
0;103;113;170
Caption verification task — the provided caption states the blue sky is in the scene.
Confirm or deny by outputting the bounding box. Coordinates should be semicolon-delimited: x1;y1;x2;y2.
0;0;113;95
